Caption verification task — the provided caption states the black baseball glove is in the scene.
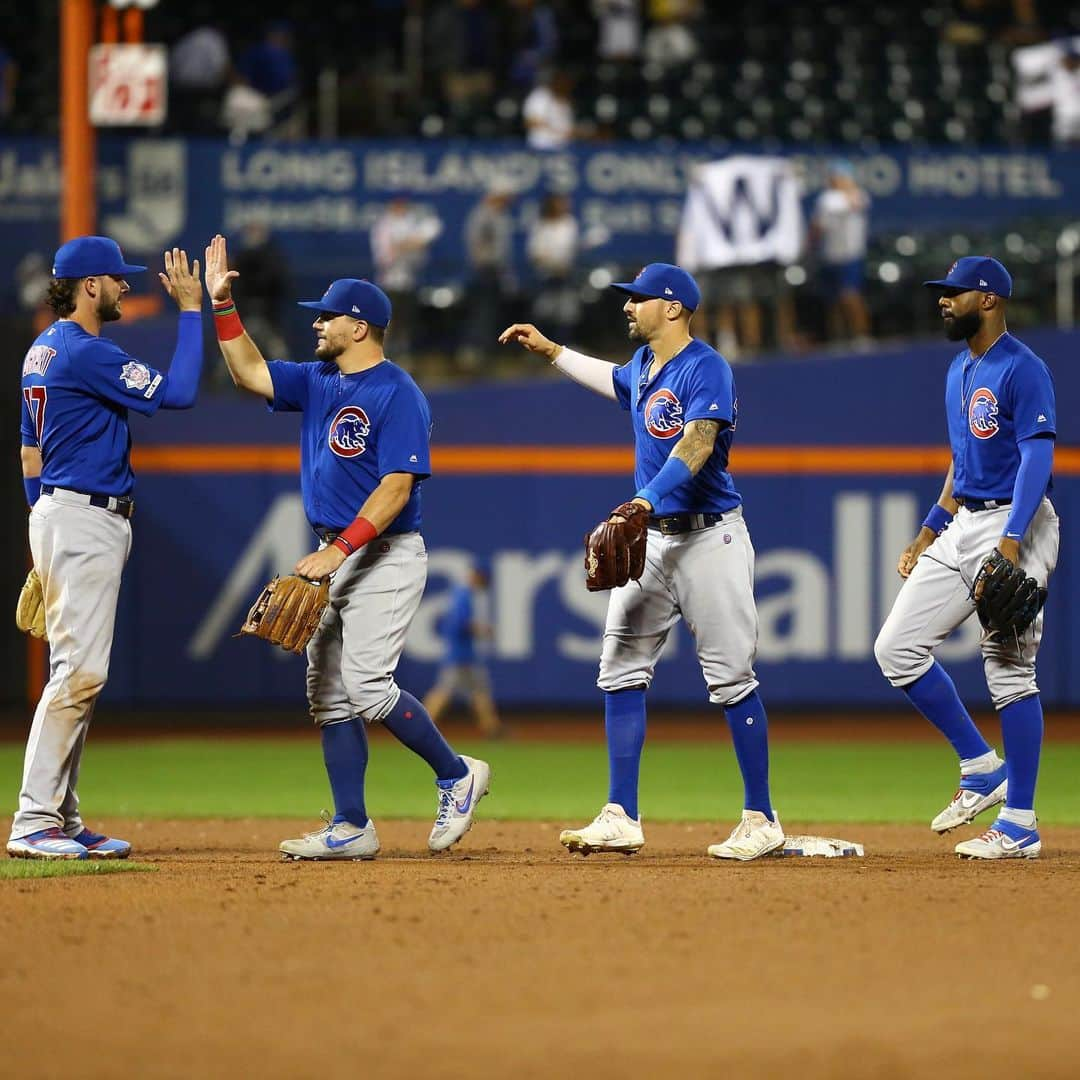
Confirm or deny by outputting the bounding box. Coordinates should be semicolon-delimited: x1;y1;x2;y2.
974;550;1047;643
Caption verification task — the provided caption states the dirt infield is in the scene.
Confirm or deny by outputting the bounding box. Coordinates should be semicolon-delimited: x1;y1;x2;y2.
4;818;1079;1080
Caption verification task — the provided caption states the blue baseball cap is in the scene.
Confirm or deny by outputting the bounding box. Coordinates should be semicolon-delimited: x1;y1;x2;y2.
297;278;392;328
52;236;147;279
611;263;701;312
923;256;1013;298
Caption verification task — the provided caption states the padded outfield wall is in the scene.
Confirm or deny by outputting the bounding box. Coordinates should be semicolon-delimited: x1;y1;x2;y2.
85;324;1078;708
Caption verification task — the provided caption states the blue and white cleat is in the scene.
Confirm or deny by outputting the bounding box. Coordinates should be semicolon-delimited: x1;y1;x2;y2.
71;828;132;860
931;760;1008;833
955;817;1041;860
280;813;380;861
429;756;491;853
7;827;88;860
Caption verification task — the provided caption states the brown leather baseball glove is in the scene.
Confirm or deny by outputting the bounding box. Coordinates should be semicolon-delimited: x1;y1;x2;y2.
238;574;331;655
15;567;47;641
584;501;650;591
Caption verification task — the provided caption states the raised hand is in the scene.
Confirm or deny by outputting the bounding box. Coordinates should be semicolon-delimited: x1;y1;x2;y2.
498;322;561;361
158;248;202;312
203;233;239;304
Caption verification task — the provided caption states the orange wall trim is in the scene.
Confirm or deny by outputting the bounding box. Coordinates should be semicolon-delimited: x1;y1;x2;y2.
129;444;1080;476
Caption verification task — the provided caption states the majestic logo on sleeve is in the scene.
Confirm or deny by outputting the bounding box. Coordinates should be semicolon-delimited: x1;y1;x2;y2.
119;361;151;390
328;405;371;458
968;387;1000;440
644;388;684;439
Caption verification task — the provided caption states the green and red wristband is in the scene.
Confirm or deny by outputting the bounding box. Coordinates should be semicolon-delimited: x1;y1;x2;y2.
212;298;244;341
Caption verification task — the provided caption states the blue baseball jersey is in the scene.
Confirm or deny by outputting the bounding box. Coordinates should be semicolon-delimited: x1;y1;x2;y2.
267;358;431;533
19;320;166;496
441;584;477;664
611;338;741;514
945;332;1056;500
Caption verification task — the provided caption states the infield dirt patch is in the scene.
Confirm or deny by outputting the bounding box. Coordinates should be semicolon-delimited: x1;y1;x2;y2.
3;818;1079;1079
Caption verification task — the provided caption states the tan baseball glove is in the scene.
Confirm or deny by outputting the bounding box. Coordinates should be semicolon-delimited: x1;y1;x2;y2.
238;574;331;655
16;568;47;641
584;501;650;591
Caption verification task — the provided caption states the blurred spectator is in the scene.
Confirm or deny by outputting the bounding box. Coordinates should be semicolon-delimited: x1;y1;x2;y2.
14;251;51;334
231;220;290;362
169;22;231;135
371;197;444;363
235;21;300;134
460;178;517;368
426;0;498;120
220;82;273;144
523;70;576;149
506;0;559;88
811;160;872;346
592;0;641;63
945;0;1042;47
1015;38;1080;146
423;560;502;738
505;0;557;88
527;192;580;344
0;41;16;127
642;0;701;67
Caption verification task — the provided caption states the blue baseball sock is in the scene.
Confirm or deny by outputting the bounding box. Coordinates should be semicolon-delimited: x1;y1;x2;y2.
903;661;991;761
1000;695;1043;811
723;689;773;818
383;690;466;782
321;718;369;827
606;688;646;820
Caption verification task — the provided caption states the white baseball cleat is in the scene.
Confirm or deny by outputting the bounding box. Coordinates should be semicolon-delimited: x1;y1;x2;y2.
955;818;1041;860
279;813;380;861
559;803;645;856
931;759;1008;833
707;810;785;861
7;827;88;860
428;756;491;853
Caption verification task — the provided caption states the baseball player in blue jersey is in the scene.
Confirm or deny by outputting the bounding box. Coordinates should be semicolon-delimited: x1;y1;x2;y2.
423;559;502;737
8;236;204;861
875;257;1058;859
500;263;783;860
204;234;490;860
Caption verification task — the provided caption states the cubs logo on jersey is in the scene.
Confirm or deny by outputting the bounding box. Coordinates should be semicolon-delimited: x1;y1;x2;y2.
968;387;999;440
644;388;684;439
328;405;371;457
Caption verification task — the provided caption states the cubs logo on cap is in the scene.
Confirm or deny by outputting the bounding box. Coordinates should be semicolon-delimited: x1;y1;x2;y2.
52;236;147;279
924;256;1012;298
298;279;392;328
611;263;701;311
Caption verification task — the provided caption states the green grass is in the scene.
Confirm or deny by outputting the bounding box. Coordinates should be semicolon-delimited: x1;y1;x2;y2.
2;737;1080;824
0;859;154;881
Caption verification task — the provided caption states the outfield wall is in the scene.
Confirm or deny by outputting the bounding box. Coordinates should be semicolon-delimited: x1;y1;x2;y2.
83;327;1078;709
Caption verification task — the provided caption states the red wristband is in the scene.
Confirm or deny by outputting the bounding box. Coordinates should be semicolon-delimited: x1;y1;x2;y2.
332;517;378;557
213;299;244;341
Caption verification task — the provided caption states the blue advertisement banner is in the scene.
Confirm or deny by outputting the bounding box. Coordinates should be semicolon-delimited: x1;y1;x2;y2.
103;470;1075;709
2;136;1078;311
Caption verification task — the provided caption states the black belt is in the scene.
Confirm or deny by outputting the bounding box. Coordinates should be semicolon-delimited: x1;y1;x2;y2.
648;512;725;535
41;484;135;519
958;497;1012;512
313;526;339;542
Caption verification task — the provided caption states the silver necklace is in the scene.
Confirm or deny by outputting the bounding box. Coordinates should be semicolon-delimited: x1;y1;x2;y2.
961;332;1005;415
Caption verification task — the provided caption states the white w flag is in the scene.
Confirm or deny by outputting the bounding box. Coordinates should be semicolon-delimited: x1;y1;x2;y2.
676;156;803;270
